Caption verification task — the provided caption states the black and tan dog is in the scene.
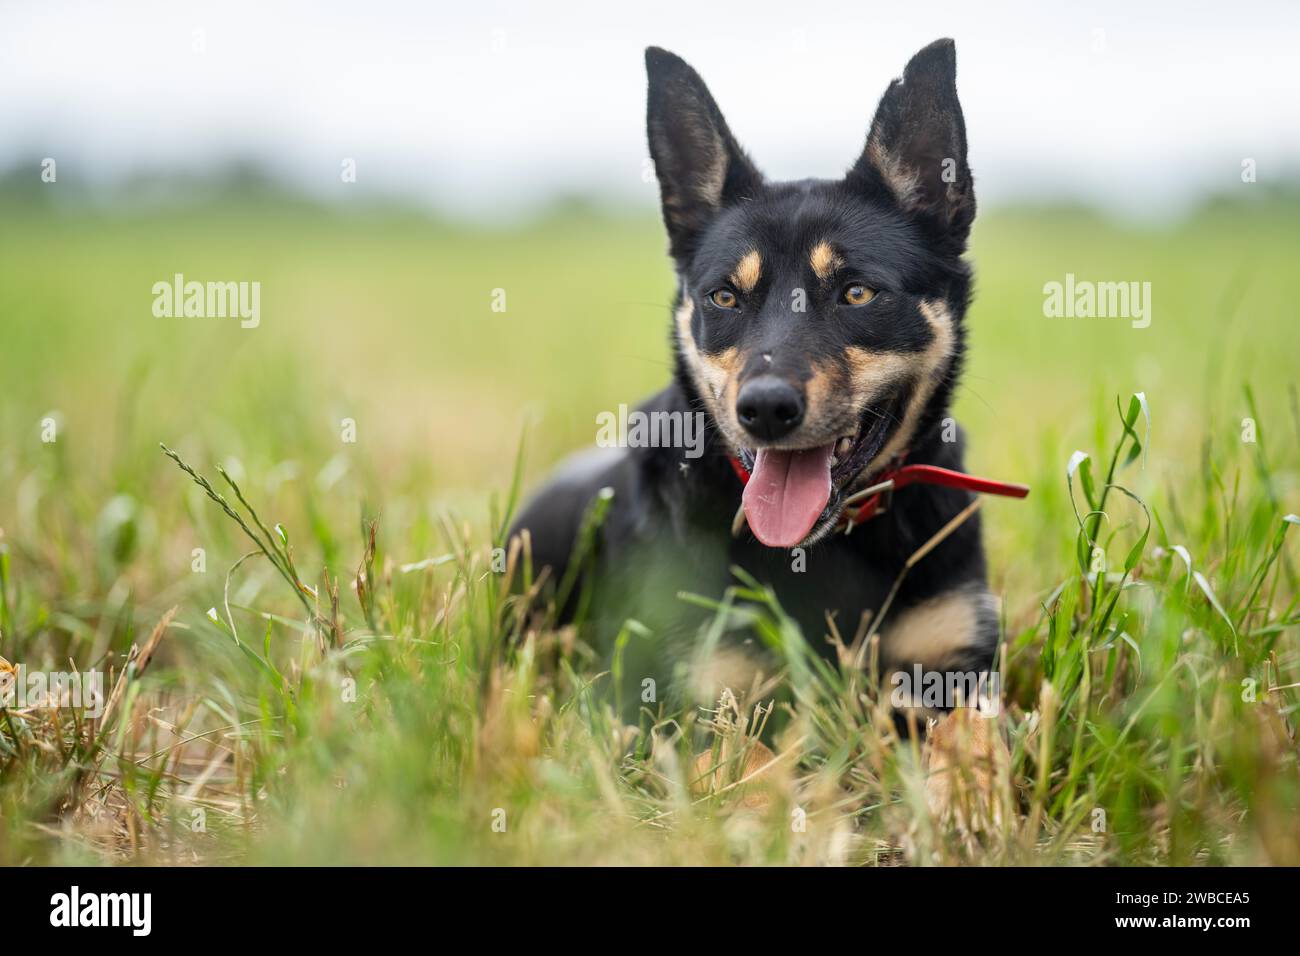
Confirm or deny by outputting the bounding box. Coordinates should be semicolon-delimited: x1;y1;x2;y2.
512;40;1011;717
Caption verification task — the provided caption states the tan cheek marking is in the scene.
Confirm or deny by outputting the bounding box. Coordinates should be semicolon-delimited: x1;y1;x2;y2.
810;241;843;282
730;250;762;293
804;363;833;423
806;360;866;433
675;295;741;428
881;589;997;673
700;348;742;402
918;299;956;345
675;297;696;352
855;299;956;474
844;347;914;403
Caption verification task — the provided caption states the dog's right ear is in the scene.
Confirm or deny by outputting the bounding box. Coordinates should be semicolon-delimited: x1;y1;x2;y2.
646;47;762;261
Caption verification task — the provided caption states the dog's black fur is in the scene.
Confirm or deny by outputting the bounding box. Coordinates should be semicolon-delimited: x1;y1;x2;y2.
512;40;997;702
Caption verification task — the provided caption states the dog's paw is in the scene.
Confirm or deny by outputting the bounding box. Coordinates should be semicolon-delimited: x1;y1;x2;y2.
924;706;1010;833
691;739;778;812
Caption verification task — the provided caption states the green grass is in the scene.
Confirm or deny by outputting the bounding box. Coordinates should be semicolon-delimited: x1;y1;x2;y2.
0;190;1297;865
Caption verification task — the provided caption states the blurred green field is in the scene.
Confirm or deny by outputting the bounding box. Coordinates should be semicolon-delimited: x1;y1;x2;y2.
3;193;1296;598
0;189;1297;865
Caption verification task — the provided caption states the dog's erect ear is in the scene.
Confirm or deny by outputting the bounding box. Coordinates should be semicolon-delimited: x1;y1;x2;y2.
850;39;975;247
646;47;762;260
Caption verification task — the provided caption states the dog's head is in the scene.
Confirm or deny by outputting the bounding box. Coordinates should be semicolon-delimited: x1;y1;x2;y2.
646;39;975;549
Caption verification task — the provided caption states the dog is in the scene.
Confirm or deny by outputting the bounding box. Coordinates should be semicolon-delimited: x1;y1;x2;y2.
511;40;1007;724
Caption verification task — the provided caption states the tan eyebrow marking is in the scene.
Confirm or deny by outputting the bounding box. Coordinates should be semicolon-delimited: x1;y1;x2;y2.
810;241;843;281
730;250;762;293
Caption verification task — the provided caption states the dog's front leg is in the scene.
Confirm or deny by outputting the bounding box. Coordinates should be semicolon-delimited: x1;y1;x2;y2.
878;586;1010;832
923;705;1010;834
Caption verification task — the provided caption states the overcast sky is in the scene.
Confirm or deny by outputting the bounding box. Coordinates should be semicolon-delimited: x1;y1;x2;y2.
3;0;1297;220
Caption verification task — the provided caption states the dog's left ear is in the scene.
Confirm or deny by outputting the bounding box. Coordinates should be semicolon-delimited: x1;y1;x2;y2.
646;47;763;261
849;38;975;248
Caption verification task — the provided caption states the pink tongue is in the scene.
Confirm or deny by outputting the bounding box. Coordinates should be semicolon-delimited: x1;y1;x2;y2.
742;444;835;548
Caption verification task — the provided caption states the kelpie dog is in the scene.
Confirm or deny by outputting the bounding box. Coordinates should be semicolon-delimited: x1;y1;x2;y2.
512;40;1016;719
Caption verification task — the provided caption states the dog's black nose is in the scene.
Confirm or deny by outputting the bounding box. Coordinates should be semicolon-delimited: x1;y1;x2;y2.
736;376;804;441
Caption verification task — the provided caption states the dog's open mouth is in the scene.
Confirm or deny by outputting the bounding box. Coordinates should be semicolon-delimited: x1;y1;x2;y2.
736;391;907;548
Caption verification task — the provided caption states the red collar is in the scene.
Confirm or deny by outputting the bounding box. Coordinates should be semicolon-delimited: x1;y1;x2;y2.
728;453;1029;535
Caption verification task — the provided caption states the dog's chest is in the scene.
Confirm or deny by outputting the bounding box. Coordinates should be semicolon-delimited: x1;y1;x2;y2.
727;533;899;638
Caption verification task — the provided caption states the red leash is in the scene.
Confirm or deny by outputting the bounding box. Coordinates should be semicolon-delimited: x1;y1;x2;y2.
728;455;1029;533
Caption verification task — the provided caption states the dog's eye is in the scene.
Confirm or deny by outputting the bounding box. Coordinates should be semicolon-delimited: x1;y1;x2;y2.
842;284;876;306
709;289;739;309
